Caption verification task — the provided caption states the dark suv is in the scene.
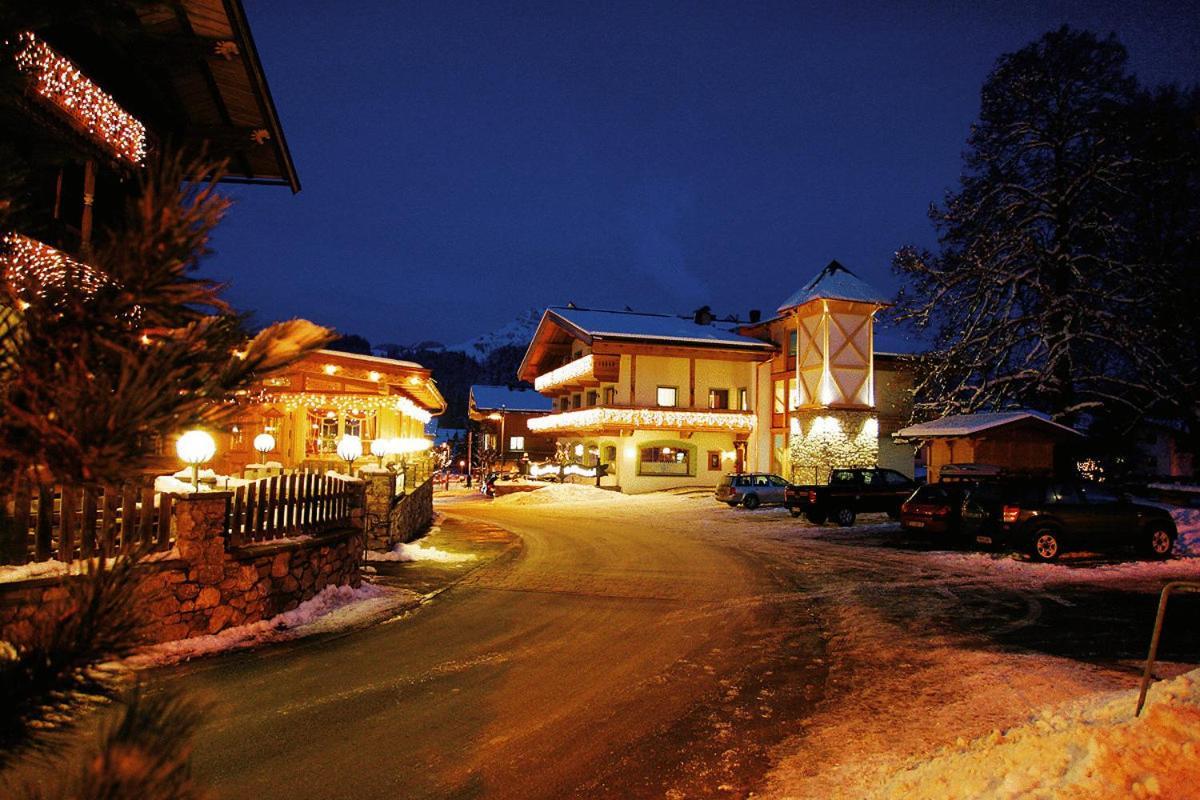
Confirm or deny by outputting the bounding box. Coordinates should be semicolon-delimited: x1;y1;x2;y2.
960;480;1177;561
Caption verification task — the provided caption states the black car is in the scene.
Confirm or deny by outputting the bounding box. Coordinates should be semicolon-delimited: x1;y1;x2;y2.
960;480;1177;561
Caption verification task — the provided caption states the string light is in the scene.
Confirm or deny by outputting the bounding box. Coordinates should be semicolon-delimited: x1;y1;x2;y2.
261;391;433;423
528;407;755;433
534;354;595;392
11;32;147;165
1;232;111;298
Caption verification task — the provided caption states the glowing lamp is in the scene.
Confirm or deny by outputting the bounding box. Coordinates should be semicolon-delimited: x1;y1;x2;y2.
253;432;276;457
370;437;391;466
574;444;584;457
176;430;216;492
336;435;362;471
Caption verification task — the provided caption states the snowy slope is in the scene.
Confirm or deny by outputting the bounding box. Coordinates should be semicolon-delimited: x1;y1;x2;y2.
444;308;542;362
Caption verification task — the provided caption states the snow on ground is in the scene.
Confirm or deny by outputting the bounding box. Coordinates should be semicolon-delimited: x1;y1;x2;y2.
125;583;419;667
366;527;477;564
492;482;687;507
875;667;1200;800
0;558;75;584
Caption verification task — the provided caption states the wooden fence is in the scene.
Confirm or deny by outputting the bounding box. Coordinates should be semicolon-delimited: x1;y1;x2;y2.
2;482;175;564
226;471;359;546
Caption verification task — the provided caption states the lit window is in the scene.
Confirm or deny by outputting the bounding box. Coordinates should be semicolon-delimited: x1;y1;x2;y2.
773;380;785;414
788;377;800;410
603;386;616;405
738;387;748;411
708;388;729;410
639;445;690;476
707;450;722;470
788;329;798;357
656;386;678;407
509;436;525;451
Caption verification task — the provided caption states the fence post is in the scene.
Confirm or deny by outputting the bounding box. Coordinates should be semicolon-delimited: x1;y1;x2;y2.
170;491;232;637
361;470;396;551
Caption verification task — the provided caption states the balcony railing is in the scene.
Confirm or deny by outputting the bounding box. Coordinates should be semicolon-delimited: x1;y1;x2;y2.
533;353;620;393
527;405;756;434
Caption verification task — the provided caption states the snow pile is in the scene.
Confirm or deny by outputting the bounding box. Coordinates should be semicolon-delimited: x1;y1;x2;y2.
126;583;417;667
877;668;1200;799
366;533;475;563
0;558;74;584
325;470;363;483
492;482;634;507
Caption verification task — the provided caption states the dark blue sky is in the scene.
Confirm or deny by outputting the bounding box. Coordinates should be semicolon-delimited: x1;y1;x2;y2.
205;1;1200;347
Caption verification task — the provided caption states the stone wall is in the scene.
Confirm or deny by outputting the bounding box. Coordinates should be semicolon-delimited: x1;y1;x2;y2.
362;473;434;550
0;491;364;647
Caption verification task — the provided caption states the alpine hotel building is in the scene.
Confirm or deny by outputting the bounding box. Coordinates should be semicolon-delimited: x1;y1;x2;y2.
518;262;913;493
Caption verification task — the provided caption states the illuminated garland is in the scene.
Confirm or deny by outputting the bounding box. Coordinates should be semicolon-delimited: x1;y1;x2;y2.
260;392;433;423
12;32;147;165
528;406;755;433
1;232;111;298
534;354;595;392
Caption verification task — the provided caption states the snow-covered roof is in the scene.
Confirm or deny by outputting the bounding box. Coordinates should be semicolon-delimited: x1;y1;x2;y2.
470;385;554;413
548;307;773;350
895;411;1081;439
777;260;892;312
316;349;423;369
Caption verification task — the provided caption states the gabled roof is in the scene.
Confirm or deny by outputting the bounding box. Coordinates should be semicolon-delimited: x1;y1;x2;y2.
778;260;891;312
546;307;774;349
895;411;1081;440
470;385;553;414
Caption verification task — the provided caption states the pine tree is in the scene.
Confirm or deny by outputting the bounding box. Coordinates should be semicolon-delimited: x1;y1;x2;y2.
894;27;1178;424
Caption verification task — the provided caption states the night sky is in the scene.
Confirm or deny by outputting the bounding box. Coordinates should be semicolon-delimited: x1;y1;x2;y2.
204;1;1200;348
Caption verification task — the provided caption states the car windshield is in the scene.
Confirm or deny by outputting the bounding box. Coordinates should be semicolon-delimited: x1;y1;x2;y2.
912;485;950;503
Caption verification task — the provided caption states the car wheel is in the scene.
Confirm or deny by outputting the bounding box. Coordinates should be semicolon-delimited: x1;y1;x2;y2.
1030;527;1062;562
742;493;761;510
789;508;802;518
834;507;856;527
1144;526;1175;559
805;511;827;525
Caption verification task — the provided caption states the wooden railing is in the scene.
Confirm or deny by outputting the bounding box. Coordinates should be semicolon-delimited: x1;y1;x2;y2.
2;482;175;564
226;471;359;547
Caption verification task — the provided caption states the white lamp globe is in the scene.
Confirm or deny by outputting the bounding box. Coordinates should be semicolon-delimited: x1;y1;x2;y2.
253;432;276;455
176;430;216;466
370;438;390;458
336;435;363;464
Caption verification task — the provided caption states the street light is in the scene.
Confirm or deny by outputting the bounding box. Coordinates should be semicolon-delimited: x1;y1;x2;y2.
370;437;390;467
336;435;362;474
176;430;216;492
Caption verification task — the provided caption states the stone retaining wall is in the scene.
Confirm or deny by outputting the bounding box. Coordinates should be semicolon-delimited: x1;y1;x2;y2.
0;491;364;647
362;474;434;551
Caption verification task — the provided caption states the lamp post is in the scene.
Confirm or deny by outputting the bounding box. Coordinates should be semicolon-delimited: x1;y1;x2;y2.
253;432;275;461
370;437;390;468
176;430;216;492
336;435;362;475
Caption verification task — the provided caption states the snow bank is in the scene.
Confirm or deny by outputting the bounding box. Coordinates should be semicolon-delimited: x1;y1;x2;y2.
325;470;363;483
877;668;1200;799
366;531;476;564
125;583;417;667
492;482;635;507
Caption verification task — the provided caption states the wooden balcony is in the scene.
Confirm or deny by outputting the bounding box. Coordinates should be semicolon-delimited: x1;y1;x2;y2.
533;353;621;394
527;405;756;435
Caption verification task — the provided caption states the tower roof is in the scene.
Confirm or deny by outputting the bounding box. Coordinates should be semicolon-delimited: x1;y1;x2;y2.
777;260;891;312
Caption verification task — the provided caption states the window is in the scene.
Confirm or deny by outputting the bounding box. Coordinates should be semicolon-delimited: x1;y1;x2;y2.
572;393;582;409
656;386;678;407
559;397;569;411
708;450;722;470
603;387;616;405
639;445;690;476
603;445;616;462
773;380;785;414
788;377;800;410
509;436;525;451
708;388;729;410
738;388;748;411
586;390;599;407
770;476;789;486
788;329;798;357
883;470;911;486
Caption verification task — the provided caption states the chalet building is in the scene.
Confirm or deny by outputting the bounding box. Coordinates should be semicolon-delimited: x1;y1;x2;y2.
517;262;915;493
468;386;557;471
895;411;1081;482
2;1;299;267
213;350;445;475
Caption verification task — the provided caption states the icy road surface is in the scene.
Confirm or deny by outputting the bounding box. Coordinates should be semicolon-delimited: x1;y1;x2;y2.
166;485;1200;799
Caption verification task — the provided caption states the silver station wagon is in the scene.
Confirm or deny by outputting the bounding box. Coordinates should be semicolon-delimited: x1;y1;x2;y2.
714;473;791;509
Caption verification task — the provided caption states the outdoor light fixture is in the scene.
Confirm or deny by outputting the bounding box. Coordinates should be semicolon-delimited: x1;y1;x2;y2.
323;364;339;375
574;444;584;457
370;437;391;466
336;435;362;472
253;432;276;458
368;370;381;382
176;430;216;492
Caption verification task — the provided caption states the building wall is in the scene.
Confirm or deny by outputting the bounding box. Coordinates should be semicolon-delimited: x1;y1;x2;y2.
558;430;740;494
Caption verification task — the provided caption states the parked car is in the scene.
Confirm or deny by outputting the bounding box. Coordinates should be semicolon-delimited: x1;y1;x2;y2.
714;473;791;509
899;465;1003;538
959;480;1177;562
785;468;917;526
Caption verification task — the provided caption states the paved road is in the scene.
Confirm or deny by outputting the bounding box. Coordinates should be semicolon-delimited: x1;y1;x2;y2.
168;497;826;799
